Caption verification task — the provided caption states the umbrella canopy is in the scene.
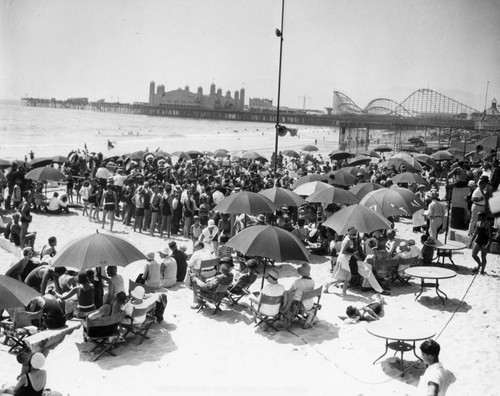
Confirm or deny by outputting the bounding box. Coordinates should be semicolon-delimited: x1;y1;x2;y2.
386;157;422;173
391;152;414;162
186;150;204;158
25;166;66;182
357;150;381;158
226;225;309;262
213;191;279;215
258;187;307;207
349;182;385;199
328;169;356;187
373;145;393;153
95;167;113;179
414;154;436;168
360;188;425;217
292;181;331;196
431;150;454;161
214;149;230;158
52;231;147;270
322;204;392;235
306;185;359;205
0;275;42;309
477;135;500;149
348;155;372;167
171;151;192;160
342;166;369;179
282;149;301;159
301;145;319;152
28;157;53;168
241;151;266;160
51;155;68;164
0;159;12;169
126;150;147;160
291;174;328;189
329;150;353;161
392;172;428;185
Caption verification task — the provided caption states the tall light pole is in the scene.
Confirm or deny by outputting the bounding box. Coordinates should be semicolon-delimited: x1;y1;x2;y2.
274;0;285;173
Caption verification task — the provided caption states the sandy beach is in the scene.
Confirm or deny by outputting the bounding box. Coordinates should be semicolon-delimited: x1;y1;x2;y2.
1;179;500;396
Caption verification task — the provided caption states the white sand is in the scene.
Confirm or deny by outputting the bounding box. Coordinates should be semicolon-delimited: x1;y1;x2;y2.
1;134;500;395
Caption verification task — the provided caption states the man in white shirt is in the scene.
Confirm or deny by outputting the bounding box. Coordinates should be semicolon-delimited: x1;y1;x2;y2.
46;192;69;214
185;242;216;285
416;339;455;395
212;186;225;205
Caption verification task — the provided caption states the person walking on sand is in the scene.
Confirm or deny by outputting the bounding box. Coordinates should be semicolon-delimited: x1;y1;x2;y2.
470;212;492;274
101;182;118;231
416;339;456;396
330;227;358;296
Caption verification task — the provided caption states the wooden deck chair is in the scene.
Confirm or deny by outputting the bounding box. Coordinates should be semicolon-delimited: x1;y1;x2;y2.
195;283;230;315
128;279;158;295
197;258;220;280
1;310;43;353
120;301;157;345
372;257;400;285
225;285;251;306
294;287;323;329
390;257;417;284
83;313;124;361
249;294;284;331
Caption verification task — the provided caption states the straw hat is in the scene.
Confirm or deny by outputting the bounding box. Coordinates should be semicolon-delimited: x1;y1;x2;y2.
297;263;311;277
266;269;279;282
159;246;170;256
131;286;145;300
146;252;155;260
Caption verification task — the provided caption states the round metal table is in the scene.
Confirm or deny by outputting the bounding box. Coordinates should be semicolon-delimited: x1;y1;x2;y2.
405;266;457;304
424;240;467;267
367;319;435;374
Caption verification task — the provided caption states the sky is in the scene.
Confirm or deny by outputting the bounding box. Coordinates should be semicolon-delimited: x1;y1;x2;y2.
1;0;499;111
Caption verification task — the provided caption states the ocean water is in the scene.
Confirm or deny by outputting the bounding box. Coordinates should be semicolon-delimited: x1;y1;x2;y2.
0;103;339;161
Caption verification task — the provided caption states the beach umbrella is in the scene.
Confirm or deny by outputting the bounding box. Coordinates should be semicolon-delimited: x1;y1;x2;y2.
292;181;331;196
329;150;353;161
241;151;265;160
391;152;414;162
52;231;147;270
187;150;204;158
373;145;393;153
154;150;171;158
213;191;279;215
328;169;356;187
258;187;307;207
302;154;316;163
0;170;6;183
28;157;53;168
392;172;428;185
386;157;421;173
342;166;369;179
301;145;319;152
360;188;424;217
0;275;42;310
95;167;113;179
349;182;385;199
322;204;392;235
51;155;68;164
291;174;328;189
348;155;372;167
414;154;436;168
282;149;301;159
357;150;381;158
171;151;191;160
306;186;359;205
25;166;65;182
226;225;309;263
214;149;230;158
127;150;147;160
431;150;454;161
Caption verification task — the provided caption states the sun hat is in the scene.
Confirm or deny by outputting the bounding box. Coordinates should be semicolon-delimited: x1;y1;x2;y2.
159;246;170;255
146;252;155;260
131;286;145;300
297;263;311;277
398;241;408;251
347;226;358;236
30;352;45;369
168;241;177;249
468;180;476;187
208;219;215;227
266;269;279;282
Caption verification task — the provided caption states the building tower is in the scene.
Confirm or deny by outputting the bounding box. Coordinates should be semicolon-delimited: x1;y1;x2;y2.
239;88;245;110
149;81;155;105
197;87;203;104
234;91;240;109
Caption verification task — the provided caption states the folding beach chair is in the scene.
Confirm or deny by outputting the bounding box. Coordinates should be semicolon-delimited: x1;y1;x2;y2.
225;286;251;306
294;287;323;329
249;294;284;331
1;310;43;353
83;313;124;361
197;258;220;280
120;301;157;344
128;279;158;295
390;257;417;285
194;283;230;315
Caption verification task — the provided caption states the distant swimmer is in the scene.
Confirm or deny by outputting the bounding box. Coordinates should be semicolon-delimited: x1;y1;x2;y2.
29;150;35;160
107;140;115;150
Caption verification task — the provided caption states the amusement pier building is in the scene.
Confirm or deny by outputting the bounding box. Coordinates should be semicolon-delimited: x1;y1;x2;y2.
149;81;245;111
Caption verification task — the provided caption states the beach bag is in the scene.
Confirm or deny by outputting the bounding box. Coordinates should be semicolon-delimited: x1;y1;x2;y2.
135;273;145;285
152;294;168;322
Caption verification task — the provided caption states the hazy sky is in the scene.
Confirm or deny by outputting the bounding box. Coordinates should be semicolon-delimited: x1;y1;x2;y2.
1;0;499;110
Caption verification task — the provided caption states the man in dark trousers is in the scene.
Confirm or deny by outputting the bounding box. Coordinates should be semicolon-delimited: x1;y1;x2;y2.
169;241;188;283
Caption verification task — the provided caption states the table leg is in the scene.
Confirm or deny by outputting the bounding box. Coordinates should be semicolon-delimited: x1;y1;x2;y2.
414;279;425;301
373;338;389;365
412;341;423;362
435;280;448;304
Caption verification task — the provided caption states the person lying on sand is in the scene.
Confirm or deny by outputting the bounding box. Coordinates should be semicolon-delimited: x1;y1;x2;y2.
341;294;386;324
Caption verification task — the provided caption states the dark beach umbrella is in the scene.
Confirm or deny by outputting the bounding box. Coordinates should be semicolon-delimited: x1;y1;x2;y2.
328;169;356;187
414;154;436;168
226;225;310;263
241;151;265;160
386;158;421;173
322;204;392;235
51;155;68;164
282;149;301;159
342;166;369;179
349;182;385;199
360;188;424;217
0;275;41;310
357;150;381;158
186;150;204;158
258;187;307;207
52;231;147;270
348;155;372;167
214;149;230;158
171;151;192;160
0;159;12;169
28;157;53;168
213;191;279;215
291;174;328;189
329;150;353;161
431;150;454;161
392;172;428;185
373;145;393;153
306;185;359;205
127;150;147;160
301;145;319;152
25;166;65;182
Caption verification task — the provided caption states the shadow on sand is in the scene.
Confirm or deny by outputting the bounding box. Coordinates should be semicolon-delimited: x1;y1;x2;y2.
418;296;472;313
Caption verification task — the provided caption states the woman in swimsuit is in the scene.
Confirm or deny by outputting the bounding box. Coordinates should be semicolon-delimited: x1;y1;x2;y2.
346;302;383;322
470;212;492;274
55;271;95;319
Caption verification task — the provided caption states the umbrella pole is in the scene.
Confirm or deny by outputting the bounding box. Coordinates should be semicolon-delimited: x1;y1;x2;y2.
444;180;452;244
96;267;105;309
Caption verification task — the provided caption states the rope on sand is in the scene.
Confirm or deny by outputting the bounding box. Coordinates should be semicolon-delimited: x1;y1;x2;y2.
286;272;479;386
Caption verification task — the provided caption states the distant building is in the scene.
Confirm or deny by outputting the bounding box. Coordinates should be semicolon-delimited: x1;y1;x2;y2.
148;81;245;110
249;97;273;111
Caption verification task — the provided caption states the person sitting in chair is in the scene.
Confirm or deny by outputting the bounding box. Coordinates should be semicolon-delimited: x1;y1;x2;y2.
249;268;284;317
122;286;149;326
44;192;69;214
227;258;258;295
190;258;234;310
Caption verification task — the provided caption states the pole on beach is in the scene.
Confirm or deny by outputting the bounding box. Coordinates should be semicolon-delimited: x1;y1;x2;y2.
274;0;285;173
